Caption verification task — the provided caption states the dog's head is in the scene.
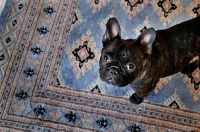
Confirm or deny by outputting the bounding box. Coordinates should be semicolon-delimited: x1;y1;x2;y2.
99;17;156;87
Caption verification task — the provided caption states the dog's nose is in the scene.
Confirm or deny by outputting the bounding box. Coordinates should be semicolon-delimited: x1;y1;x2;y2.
109;68;118;76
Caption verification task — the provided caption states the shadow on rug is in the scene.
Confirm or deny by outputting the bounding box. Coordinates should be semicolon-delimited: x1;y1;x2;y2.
0;0;200;131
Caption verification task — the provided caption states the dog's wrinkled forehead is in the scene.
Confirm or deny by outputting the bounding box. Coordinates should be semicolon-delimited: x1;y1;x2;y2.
102;39;136;53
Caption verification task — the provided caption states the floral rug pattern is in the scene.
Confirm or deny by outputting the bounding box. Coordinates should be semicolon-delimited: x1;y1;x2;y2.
0;0;200;131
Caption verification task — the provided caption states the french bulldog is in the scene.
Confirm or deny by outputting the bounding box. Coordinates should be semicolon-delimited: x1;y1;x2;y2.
99;17;200;104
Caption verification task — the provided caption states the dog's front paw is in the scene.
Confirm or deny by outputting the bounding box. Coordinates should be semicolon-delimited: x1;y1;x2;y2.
129;93;143;104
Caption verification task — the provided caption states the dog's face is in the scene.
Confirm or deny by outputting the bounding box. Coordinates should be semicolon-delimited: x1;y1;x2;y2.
99;17;156;87
99;39;144;87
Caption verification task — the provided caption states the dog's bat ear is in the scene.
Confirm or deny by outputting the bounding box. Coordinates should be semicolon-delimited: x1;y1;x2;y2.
136;27;156;55
102;17;121;44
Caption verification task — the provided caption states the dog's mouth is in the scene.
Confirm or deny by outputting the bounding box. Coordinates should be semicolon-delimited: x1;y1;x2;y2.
107;77;116;85
105;75;127;87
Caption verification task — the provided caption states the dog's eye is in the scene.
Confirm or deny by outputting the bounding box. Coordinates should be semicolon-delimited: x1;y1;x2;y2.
126;63;135;71
103;55;110;62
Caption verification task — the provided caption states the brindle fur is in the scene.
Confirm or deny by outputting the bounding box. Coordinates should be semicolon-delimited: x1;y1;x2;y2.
99;17;200;104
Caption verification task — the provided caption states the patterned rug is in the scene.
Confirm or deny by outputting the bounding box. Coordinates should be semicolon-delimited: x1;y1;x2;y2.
0;0;200;131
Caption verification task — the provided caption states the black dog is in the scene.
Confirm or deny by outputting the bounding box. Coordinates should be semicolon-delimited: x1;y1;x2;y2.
99;17;200;104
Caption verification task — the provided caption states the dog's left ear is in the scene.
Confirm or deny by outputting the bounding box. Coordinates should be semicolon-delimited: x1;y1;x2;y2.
102;17;121;44
136;28;156;55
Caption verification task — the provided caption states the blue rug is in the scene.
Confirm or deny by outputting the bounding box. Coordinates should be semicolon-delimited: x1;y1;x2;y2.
0;0;200;131
0;0;13;35
58;0;200;112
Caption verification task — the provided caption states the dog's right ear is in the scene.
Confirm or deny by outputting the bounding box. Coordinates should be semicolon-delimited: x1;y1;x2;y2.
102;17;121;45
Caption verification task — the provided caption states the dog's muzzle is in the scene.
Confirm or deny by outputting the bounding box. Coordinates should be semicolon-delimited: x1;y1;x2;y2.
109;66;120;76
104;65;125;86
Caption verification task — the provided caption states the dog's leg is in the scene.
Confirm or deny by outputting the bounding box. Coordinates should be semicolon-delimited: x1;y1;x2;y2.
181;60;200;75
129;93;144;104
